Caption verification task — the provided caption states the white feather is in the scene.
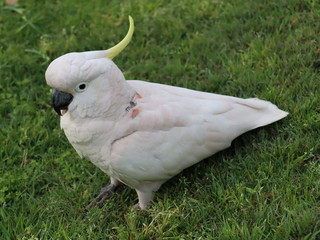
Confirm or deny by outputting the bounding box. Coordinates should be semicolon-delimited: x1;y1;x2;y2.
46;52;288;209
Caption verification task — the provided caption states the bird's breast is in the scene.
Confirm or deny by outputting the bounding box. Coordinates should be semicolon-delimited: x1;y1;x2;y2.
60;116;115;172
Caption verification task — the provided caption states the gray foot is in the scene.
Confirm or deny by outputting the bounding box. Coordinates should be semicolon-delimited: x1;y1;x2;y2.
85;182;124;211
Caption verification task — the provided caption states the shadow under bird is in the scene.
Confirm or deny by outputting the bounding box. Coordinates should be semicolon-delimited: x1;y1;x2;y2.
46;16;288;209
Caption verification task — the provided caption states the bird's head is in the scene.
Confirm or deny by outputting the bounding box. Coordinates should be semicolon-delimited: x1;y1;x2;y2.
45;16;135;119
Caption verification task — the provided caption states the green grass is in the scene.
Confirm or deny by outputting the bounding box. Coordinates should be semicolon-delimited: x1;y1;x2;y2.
1;0;319;239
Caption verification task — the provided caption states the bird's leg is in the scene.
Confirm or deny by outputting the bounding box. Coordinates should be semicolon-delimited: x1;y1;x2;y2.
85;177;123;210
135;190;154;209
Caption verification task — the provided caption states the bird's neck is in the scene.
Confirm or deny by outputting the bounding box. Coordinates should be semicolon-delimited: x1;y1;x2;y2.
103;79;137;120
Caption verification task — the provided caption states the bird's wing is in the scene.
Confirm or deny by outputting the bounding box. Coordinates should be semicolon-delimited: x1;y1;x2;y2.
107;80;287;188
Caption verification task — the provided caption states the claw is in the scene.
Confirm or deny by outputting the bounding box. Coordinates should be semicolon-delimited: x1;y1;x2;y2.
133;203;141;210
84;182;124;212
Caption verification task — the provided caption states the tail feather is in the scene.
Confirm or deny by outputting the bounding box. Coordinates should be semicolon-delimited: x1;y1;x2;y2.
228;98;288;135
242;98;288;128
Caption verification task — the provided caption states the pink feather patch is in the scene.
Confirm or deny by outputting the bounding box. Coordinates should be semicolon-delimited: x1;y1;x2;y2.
131;109;140;118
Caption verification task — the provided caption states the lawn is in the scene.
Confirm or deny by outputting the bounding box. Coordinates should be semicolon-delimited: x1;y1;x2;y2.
0;0;319;239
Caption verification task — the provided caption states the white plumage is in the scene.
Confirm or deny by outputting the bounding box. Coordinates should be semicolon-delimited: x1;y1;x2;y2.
45;17;287;209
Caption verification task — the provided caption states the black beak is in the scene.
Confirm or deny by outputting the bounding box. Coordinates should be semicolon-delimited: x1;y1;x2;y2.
51;89;73;116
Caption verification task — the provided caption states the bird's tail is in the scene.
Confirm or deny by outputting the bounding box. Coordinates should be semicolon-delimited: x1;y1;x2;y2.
226;98;288;135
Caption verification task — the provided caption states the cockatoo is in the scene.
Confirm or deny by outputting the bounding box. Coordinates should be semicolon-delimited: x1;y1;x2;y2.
46;16;288;209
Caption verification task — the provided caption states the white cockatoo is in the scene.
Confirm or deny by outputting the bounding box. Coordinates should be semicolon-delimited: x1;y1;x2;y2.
46;17;288;209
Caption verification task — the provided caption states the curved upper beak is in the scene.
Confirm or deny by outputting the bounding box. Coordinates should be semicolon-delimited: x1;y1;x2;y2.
51;89;73;116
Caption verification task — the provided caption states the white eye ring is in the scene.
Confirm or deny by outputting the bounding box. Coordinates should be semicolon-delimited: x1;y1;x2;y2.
75;82;87;92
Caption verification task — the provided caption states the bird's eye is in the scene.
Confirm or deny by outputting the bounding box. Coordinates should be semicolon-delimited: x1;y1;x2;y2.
75;82;87;92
